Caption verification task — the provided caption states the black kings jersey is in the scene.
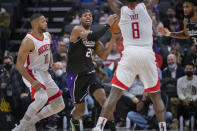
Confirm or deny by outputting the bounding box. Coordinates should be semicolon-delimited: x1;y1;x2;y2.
186;19;197;45
66;38;96;74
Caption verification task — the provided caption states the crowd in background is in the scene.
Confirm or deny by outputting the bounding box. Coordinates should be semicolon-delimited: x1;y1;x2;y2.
0;0;197;130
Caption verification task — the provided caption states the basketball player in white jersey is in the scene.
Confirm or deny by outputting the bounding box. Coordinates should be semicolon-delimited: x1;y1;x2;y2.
12;14;65;131
92;0;167;131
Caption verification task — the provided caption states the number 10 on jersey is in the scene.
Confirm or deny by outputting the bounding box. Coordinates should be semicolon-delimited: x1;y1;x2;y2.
132;22;140;39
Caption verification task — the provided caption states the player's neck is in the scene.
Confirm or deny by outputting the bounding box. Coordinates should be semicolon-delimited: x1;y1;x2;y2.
31;30;44;40
82;25;91;30
128;2;138;8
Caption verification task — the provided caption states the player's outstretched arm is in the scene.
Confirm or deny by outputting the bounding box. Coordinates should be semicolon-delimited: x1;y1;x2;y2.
158;19;190;39
94;33;120;60
16;38;42;90
78;15;117;41
107;0;123;16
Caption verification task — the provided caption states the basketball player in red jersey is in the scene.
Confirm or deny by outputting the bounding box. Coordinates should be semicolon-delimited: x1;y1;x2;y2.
12;14;65;131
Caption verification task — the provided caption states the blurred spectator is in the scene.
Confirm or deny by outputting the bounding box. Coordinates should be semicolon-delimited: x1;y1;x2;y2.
63;33;70;46
53;41;67;62
0;56;30;129
127;96;172;130
99;13;109;24
183;43;197;67
116;76;172;130
104;34;121;72
152;12;164;37
70;15;80;25
174;0;184;21
170;44;183;65
94;58;109;82
0;12;10;61
170;63;197;129
0;4;6;14
47;61;72;129
159;37;172;68
162;54;184;92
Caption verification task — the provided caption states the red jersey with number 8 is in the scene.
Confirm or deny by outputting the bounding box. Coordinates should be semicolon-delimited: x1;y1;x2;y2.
119;3;153;48
24;32;51;71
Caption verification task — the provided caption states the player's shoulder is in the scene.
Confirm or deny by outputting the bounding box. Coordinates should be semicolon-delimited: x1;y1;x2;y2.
72;25;84;32
21;37;35;50
23;36;34;43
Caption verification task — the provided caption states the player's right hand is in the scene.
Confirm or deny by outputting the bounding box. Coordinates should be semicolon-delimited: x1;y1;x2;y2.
157;27;170;36
31;80;42;90
107;14;118;26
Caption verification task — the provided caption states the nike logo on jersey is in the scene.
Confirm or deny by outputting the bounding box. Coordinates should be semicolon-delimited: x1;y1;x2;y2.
38;44;51;55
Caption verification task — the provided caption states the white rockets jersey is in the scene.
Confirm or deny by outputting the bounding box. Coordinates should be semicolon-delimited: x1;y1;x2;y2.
24;32;51;71
119;3;153;48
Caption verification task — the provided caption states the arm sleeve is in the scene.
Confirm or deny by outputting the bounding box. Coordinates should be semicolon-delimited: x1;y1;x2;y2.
87;24;110;41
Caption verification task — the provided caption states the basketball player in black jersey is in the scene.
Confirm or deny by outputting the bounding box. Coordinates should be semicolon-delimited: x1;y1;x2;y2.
158;0;197;45
66;10;118;131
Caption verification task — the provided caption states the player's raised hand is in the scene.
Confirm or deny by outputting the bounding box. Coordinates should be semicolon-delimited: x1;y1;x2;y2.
107;14;118;26
31;80;43;90
157;27;170;36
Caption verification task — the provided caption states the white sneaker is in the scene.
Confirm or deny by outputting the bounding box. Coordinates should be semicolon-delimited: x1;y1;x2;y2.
11;124;26;131
92;127;102;131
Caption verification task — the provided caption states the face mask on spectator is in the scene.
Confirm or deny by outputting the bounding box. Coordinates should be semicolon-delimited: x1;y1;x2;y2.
4;63;12;71
55;69;63;77
185;71;193;77
63;38;70;44
168;64;176;70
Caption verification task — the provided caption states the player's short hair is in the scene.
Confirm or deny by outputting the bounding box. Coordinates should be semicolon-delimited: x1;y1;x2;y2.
30;13;43;22
183;0;197;6
79;9;92;18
